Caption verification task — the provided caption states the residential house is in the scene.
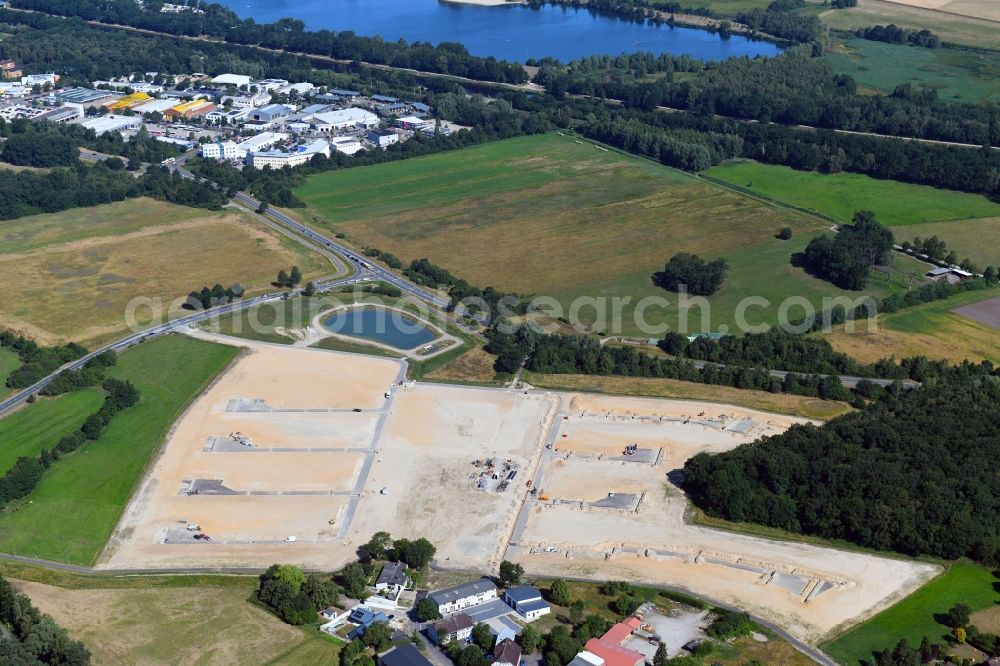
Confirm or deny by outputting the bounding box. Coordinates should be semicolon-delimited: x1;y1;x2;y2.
583;621;645;666
428;613;474;645
378;644;434;666
346;607;389;640
493;638;522;666
428;579;498;616
375;561;409;595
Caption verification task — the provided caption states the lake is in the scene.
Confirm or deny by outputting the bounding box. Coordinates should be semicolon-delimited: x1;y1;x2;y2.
219;0;781;62
323;307;438;351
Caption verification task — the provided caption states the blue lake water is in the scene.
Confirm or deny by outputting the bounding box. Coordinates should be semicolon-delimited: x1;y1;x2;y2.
323;307;438;350
220;0;781;62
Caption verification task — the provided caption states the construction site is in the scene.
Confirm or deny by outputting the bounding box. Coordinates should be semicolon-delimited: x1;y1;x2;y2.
102;335;939;645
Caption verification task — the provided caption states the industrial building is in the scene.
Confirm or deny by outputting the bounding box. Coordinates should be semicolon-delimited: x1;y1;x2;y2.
107;92;151;111
211;73;252;87
53;87;118;106
246;138;329;169
133;98;178;115
428;579;498;616
368;129;400;149
310;108;379;131
222;92;270;109
330;136;364;156
165;99;216;119
249;104;293;123
200;131;288;160
80;114;143;135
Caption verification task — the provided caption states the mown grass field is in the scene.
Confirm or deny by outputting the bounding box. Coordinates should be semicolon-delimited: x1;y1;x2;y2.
0;389;104;474
0;335;239;564
0;198;327;345
706;161;1000;226
0;346;20;393
826;37;1000;102
898;217;1000;268
818;286;1000;364
823;563;999;666
2;563;339;666
820;0;1000;50
297;133;921;336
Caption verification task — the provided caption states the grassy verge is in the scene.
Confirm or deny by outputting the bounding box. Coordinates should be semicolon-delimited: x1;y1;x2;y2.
0;346;21;393
706;161;1000;226
823;563;999;666
522;372;852;420
3;562;336;666
0;335;239;564
0;389;104;473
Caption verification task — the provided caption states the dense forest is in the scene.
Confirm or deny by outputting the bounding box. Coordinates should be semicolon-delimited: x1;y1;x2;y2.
0;577;90;665
13;0;529;83
682;369;1000;563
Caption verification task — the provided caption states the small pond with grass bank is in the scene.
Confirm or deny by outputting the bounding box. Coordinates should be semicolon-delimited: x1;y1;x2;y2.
322;306;438;351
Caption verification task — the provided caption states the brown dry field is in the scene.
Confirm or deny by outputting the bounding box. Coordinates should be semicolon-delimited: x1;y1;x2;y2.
971;605;1000;634
0;204;325;344
12;579;308;665
425;346;499;383
821;0;1000;48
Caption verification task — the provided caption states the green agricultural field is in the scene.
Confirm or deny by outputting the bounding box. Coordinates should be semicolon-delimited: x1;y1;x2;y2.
706;161;1000;226
824;563;999;666
819;286;1000;364
0;335;238;564
0;346;20;393
297;133;906;336
897;217;1000;268
826;37;1000;102
820;0;1000;50
0;390;104;474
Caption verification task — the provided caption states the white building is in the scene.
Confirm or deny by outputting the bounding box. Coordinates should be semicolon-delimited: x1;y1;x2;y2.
205;107;251;125
201;131;288;160
223;92;271;109
569;652;605;666
247;138;329;169
330;136;364;156
0;83;26;97
428;579;498;617
21;73;59;87
310;108;379;132
503;586;551;622
79;114;143;135
368;129;399;149
256;78;289;92
279;82;314;96
212;73;252;87
134;98;180;115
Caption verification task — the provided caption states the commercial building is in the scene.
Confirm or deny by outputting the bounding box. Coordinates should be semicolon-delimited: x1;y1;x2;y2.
223;91;271;109
80;114;143;135
205;108;251;125
0;83;26;97
249;104;293;123
279;82;314;96
256;78;289;92
311;108;379;132
107;92;151;111
396;115;430;131
330;136;364;156
926;266;973;284
503;586;551;621
211;73;252;87
200;131;288;160
428;579;498;616
133;98;179;115
53;87;117;106
246;138;329;169
166;99;216;119
22;73;60;88
569;652;605;666
378;644;433;666
429;613;474;645
368;129;399;149
33;107;81;123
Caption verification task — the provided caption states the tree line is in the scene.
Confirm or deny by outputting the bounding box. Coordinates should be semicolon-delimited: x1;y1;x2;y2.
854;24;940;48
0;377;140;507
682;366;1000;564
0;576;90;665
183;283;244;310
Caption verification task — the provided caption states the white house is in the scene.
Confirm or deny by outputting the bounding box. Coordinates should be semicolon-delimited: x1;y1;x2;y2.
428;579;497;616
330;136;364;155
368;129;399;149
429;614;474;645
503;586;551;621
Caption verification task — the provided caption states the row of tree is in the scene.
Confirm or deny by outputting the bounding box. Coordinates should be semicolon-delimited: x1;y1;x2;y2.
682;367;1000;564
183;283;244;311
854;24;940;48
1;331;89;389
0;576;91;665
0;377;140;506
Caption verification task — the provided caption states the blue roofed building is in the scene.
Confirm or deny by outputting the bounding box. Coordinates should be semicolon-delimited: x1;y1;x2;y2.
347;606;389;639
503;586;551;621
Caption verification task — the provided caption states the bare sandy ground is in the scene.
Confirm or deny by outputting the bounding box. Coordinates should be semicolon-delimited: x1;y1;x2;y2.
103;337;940;644
512;394;940;644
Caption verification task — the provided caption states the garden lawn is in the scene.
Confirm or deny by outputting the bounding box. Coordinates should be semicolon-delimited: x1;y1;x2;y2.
0;389;104;474
823;563;999;666
0;334;239;564
706;161;1000;226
